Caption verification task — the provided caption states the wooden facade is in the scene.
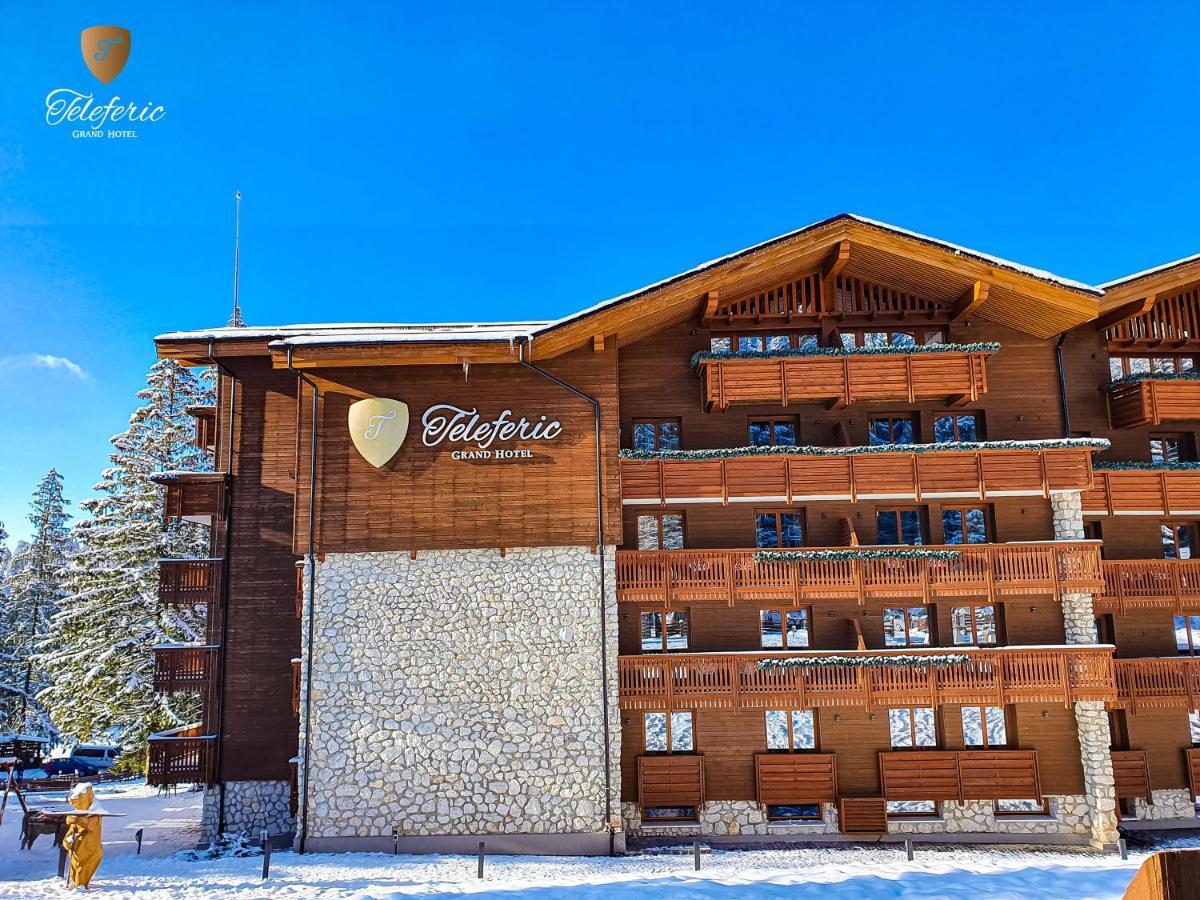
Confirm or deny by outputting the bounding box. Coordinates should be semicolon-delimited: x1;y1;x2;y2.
154;215;1200;839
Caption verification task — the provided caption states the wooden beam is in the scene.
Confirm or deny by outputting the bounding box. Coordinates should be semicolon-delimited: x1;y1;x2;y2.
952;281;989;322
820;241;851;314
699;290;721;326
822;240;852;281
592;334;605;353
1096;294;1157;332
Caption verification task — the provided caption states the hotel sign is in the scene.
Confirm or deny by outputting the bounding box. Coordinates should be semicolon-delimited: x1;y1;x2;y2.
349;398;563;467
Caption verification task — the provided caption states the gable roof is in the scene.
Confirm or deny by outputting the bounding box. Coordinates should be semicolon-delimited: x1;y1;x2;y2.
158;213;1191;368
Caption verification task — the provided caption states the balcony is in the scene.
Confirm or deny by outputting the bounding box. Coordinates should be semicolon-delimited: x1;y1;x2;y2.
697;347;992;412
1084;467;1200;516
146;724;215;787
1111;750;1151;800
1096;559;1200;613
158;559;222;607
1114;657;1200;711
153;644;219;693
1106;377;1200;429
616;543;1103;607
879;749;1041;802
754;753;838;805
153;472;227;525
618;647;1116;711
188;405;217;453
1188;748;1200;800
620;442;1099;507
637;755;704;812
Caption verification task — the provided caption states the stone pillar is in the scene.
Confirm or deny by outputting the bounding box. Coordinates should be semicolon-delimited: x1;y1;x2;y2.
1051;489;1119;847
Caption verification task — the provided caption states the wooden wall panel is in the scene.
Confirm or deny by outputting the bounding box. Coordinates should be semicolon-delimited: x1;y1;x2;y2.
218;358;302;783
1125;709;1192;791
293;347;622;553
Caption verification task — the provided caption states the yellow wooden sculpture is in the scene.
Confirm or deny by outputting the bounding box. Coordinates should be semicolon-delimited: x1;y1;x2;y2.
63;783;103;889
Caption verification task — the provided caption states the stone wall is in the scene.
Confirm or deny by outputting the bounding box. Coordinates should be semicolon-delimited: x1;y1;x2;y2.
201;781;293;842
1131;788;1196;821
1051;490;1119;847
297;546;620;847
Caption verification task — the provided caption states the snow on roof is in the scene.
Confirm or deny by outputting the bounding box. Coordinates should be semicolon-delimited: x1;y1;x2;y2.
1099;250;1200;289
157;213;1136;352
0;734;50;743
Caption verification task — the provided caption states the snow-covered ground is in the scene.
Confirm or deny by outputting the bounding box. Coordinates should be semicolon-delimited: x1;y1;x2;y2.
0;782;1188;898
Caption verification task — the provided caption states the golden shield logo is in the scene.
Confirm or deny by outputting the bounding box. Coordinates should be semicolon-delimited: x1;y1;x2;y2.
349;398;410;468
81;26;131;84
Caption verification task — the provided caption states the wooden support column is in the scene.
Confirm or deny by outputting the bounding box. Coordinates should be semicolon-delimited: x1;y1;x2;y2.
951;281;989;322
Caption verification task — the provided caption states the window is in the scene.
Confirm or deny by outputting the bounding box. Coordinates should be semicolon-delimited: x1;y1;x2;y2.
710;335;731;353
887;800;938;817
1150;434;1191;464
994;799;1049;816
883;607;930;647
869;415;915;446
961;706;1008;748
1094;614;1115;645
637;513;685;550
934;413;982;443
951;604;998;646
755;511;805;548
765;709;816;751
1175;614;1200;655
1111;355;1196;379
766;804;822;821
749;418;798;447
841;329;944;349
738;335;765;352
942;506;989;544
632;418;681;452
889;707;937;748
643;806;697;820
644;711;694;753
1190;711;1200;746
760;609;810;649
877;508;924;545
641;610;689;652
1162;523;1197;560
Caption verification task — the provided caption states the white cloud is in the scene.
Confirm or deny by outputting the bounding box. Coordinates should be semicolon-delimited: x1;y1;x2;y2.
0;353;91;381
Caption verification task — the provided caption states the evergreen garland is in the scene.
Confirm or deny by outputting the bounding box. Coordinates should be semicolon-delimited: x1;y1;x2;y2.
1106;370;1200;388
754;547;963;563
692;342;1000;368
620;437;1110;462
1093;460;1200;471
758;654;971;671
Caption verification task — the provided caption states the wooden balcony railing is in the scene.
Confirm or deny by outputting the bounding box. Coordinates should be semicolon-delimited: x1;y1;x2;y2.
1106;379;1200;429
697;350;991;412
153;472;227;525
146;724;215;786
637;755;704;811
617;543;1103;607
754;753;838;805
1114;657;1200;711
621;444;1096;506
1084;468;1200;516
618;647;1116;712
879;750;1041;802
158;559;222;607
838;797;888;834
1111;750;1152;800
153;644;219;694
1096;559;1200;613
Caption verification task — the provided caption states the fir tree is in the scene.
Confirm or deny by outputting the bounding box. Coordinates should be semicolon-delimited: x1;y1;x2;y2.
40;360;214;755
0;471;72;734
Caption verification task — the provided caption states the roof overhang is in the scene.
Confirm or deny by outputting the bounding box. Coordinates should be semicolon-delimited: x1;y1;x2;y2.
156;213;1105;369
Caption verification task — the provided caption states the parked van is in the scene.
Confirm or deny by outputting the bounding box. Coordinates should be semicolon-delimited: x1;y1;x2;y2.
67;744;121;770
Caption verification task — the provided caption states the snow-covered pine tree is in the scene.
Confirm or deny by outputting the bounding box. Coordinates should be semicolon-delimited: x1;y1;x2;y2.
0;471;72;734
40;360;214;757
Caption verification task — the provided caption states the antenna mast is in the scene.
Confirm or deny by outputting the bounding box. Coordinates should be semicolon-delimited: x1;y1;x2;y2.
229;190;246;327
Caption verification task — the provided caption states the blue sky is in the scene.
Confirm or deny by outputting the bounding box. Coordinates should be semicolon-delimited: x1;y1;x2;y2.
1;1;1199;542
